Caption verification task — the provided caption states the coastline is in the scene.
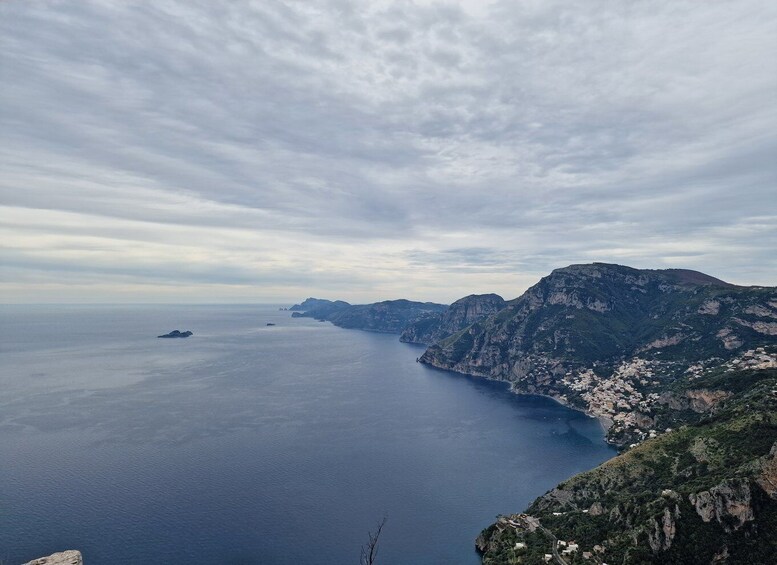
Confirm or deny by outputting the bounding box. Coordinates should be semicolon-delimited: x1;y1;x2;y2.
509;385;615;439
313;317;616;440
304;312;616;442
419;358;616;445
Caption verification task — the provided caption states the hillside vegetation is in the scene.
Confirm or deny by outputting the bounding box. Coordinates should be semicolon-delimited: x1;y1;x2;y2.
421;263;777;446
477;366;777;564
289;298;447;334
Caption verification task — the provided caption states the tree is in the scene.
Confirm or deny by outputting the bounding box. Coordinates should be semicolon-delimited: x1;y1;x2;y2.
360;516;387;565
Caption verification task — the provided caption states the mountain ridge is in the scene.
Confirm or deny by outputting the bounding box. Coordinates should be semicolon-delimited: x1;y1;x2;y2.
419;262;776;446
288;297;447;334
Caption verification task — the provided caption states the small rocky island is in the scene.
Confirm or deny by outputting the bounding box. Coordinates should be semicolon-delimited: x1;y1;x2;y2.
157;330;193;338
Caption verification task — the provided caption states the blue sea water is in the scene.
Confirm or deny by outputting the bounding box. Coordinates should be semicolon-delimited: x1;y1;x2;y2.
0;305;615;564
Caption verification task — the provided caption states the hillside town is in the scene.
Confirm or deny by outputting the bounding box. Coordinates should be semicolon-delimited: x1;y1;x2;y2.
554;348;777;447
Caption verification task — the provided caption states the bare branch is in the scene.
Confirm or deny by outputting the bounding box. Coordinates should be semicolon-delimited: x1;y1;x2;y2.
360;516;387;565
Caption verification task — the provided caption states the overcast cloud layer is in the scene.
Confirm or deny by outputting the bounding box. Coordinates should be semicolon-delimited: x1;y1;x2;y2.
1;0;776;303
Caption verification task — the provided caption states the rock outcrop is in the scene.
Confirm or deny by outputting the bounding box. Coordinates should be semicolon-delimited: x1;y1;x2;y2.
685;388;732;412
647;505;680;551
689;479;755;532
754;441;777;499
23;550;83;565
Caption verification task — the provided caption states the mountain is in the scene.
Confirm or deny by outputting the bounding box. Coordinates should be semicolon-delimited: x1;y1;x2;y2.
288;297;350;312
289;298;351;319
400;293;506;345
289;298;447;334
477;362;777;564
420;263;777;446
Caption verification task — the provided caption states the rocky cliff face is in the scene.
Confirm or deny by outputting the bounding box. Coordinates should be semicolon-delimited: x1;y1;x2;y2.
23;551;83;565
647;504;681;551
689;479;755;533
399;293;506;345
420;263;777;445
754;441;777;499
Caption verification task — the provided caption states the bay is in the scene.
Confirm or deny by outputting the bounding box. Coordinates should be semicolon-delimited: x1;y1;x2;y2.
0;305;615;564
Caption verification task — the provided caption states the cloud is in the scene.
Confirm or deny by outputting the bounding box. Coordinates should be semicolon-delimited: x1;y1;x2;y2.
1;0;776;303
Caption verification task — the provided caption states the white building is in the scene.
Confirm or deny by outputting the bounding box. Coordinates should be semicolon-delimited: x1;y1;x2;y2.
562;543;579;555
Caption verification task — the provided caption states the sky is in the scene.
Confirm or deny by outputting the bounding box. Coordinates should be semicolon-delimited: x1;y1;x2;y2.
1;0;776;304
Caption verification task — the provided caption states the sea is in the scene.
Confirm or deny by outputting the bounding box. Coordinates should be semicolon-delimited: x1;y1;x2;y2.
0;305;615;564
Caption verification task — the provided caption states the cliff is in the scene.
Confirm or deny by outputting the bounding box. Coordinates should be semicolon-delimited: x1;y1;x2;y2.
420;263;777;446
400;293;506;345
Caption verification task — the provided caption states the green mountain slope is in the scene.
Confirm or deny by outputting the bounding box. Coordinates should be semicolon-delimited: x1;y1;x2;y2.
477;366;777;565
420;263;777;446
289;298;447;334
